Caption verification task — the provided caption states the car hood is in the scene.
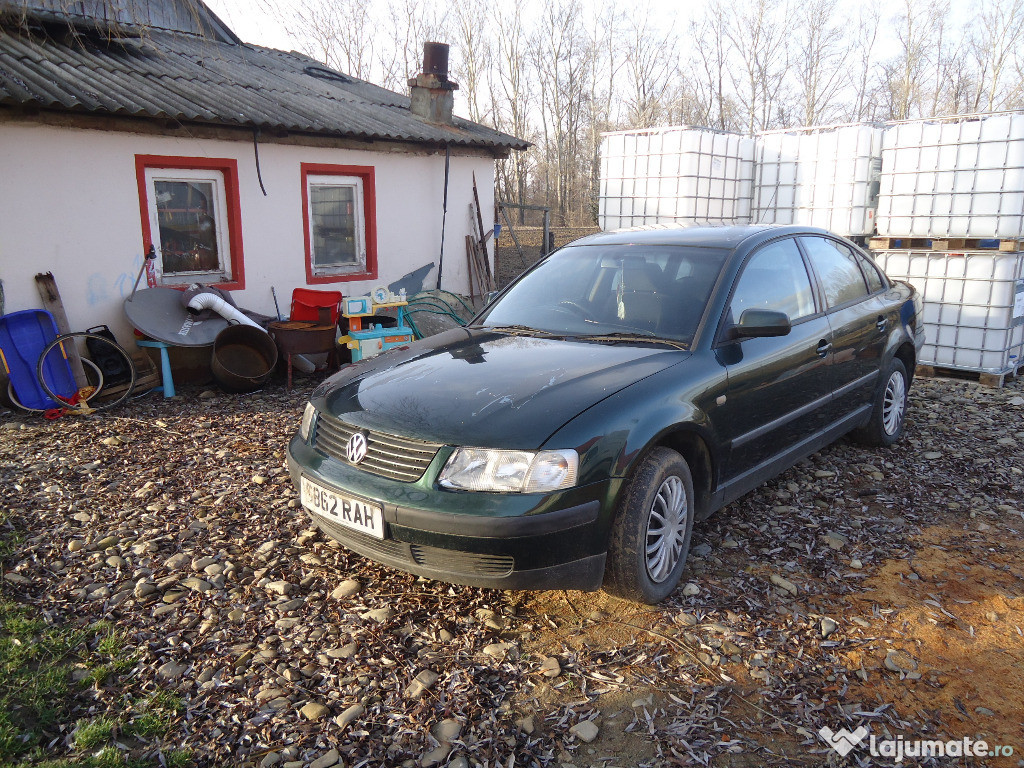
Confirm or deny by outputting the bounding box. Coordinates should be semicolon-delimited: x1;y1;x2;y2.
319;327;688;448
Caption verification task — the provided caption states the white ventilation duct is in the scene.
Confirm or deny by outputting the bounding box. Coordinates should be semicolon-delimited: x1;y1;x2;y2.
187;292;266;331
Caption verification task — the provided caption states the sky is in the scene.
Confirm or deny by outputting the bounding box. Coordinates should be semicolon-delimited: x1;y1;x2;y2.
205;0;296;50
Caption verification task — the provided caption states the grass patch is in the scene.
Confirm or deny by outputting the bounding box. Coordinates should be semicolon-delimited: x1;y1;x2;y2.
89;746;125;767
164;750;192;768
73;716;115;750
0;597;88;762
80;624;137;689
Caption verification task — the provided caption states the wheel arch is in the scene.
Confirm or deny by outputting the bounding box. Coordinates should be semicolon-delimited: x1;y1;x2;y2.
894;341;916;387
651;427;715;521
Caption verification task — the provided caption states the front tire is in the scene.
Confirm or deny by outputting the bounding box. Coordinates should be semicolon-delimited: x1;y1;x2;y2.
852;358;909;447
604;447;695;604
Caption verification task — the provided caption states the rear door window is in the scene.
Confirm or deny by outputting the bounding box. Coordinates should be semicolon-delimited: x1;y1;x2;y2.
800;237;870;308
855;250;886;293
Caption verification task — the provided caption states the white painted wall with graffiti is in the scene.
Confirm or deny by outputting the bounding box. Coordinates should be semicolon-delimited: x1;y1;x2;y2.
0;121;494;344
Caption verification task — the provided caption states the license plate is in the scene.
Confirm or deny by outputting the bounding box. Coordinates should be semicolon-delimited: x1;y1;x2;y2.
300;477;385;540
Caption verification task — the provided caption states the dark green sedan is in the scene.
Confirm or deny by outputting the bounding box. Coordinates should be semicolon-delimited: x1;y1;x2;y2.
286;225;924;603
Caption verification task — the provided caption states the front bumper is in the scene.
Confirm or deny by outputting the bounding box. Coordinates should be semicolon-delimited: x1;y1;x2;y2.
286;435;620;590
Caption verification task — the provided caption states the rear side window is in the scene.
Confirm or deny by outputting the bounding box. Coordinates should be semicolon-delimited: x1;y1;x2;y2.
729;238;816;322
801;237;869;308
855;251;885;293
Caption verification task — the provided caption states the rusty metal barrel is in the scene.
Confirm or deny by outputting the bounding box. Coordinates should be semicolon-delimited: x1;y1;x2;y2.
211;324;278;393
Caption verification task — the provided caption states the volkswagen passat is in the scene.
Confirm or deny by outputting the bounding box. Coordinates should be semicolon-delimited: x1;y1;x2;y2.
286;226;924;603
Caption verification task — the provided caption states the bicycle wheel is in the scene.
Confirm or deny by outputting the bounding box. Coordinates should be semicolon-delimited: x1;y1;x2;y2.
11;356;103;413
37;333;137;410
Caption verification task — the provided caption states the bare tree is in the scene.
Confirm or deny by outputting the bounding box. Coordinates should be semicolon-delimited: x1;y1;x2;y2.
621;6;679;128
685;2;739;130
530;0;593;225
793;0;847;125
848;0;882;121
967;0;1024;111
377;0;447;91
451;0;493;124
283;0;374;79
724;0;791;132
585;1;625;220
879;0;949;120
492;0;534;217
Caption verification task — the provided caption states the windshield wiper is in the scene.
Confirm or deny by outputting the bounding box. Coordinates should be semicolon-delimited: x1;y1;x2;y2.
474;324;569;339
578;332;689;350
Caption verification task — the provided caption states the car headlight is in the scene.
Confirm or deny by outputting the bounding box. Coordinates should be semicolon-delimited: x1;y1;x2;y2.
438;448;578;493
298;402;316;441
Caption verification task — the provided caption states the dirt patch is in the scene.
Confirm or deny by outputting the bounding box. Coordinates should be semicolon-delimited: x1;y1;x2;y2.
844;524;1024;746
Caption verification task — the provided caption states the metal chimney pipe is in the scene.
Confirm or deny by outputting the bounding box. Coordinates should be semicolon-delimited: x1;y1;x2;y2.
409;41;458;124
422;42;450;79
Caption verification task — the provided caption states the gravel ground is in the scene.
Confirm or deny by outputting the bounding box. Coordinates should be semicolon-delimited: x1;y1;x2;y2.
1;372;1023;767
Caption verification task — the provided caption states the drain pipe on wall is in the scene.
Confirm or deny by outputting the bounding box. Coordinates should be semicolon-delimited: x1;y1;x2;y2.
435;143;450;291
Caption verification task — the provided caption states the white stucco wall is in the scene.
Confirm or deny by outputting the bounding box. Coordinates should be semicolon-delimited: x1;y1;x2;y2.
0;121;496;345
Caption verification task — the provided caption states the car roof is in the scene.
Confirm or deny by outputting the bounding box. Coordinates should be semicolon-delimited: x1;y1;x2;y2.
569;224;833;249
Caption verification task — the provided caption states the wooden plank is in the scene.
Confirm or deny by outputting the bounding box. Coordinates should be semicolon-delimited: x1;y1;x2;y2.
998;239;1024;252
930;238;967;250
868;237;932;250
34;272;87;388
471;173;495;292
465;235;484;301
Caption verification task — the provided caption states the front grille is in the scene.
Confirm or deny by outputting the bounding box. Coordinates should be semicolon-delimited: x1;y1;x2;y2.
311;514;515;578
314;414;442;482
410;546;514;577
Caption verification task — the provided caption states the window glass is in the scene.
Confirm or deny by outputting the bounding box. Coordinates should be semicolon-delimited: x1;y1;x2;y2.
855;250;885;293
145;169;230;281
729;238;816;323
801;236;869;307
308;175;365;273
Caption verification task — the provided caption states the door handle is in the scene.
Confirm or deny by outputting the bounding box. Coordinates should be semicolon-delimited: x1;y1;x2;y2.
816;340;832;358
876;316;888;332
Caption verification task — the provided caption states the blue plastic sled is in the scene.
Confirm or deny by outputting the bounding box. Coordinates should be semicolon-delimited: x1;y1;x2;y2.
0;309;76;410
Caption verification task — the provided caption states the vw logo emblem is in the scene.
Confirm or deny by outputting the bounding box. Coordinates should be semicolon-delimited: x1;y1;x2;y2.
346;432;368;464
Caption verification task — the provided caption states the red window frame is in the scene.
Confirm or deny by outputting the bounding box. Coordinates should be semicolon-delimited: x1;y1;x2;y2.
134;155;245;290
301;163;378;284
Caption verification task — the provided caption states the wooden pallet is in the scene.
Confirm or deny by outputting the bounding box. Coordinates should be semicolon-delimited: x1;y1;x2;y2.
915;363;1015;388
869;236;1024;252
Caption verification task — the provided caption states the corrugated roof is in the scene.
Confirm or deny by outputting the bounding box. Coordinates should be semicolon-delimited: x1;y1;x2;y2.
0;17;529;152
8;0;239;42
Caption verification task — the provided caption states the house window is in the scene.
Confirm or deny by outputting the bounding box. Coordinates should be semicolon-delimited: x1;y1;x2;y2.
135;156;245;290
301;164;377;284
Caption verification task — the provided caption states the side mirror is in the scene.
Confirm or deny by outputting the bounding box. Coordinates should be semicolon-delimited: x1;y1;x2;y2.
734;309;791;338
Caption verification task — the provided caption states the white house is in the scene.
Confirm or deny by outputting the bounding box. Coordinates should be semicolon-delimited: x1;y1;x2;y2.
0;0;526;346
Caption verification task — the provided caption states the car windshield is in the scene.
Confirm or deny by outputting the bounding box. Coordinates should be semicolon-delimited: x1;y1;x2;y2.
478;244;728;343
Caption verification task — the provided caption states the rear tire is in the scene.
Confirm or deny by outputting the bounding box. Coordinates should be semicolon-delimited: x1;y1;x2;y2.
852;358;909;447
604;447;695;604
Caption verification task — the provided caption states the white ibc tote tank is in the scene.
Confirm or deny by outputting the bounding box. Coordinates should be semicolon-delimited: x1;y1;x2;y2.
873;249;1024;375
599;127;755;230
753;123;883;237
876;113;1024;238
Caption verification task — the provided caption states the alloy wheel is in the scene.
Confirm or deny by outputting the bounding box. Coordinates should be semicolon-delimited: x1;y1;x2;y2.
882;370;906;436
644;475;689;583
